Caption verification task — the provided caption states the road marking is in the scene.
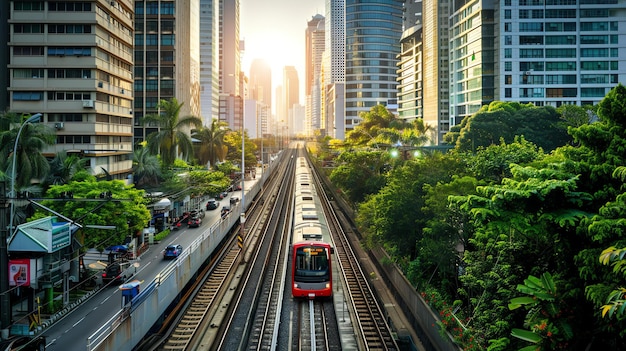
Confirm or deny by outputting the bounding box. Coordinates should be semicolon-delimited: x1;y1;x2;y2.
46;339;56;347
73;317;85;327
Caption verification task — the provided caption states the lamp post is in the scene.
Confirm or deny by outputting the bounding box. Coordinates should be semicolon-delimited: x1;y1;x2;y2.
2;113;41;337
9;113;41;236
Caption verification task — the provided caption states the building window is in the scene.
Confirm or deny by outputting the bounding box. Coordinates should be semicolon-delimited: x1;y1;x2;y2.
13;92;44;101
13;23;44;33
13;46;44;56
161;34;175;46
520;49;544;58
505;88;512;98
47;47;91;56
581;22;608;31
505;48;512;58
48;24;92;34
161;2;175;15
546;88;577;97
48;2;92;11
14;1;44;10
546;48;576;58
13;69;44;78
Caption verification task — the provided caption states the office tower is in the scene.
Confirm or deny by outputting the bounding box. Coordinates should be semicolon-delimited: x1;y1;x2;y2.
7;0;134;180
219;0;243;131
449;0;626;126
249;59;272;108
0;0;9;111
397;0;449;145
200;0;221;123
306;14;325;135
134;0;202;144
283;66;300;137
345;0;403;132
324;0;346;139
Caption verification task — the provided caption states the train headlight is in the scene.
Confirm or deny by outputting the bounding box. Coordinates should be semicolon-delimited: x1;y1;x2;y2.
294;283;299;289
326;283;330;289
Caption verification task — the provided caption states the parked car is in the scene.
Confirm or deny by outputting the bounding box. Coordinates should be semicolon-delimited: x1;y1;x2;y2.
230;196;239;205
206;198;219;210
219;191;228;199
234;183;242;191
163;244;183;259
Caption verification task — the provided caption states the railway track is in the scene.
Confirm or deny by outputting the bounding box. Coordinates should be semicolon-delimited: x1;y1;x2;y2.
144;155;289;351
294;300;329;351
310;154;399;350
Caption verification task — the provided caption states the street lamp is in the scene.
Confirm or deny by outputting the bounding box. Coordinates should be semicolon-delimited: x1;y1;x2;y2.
2;113;41;337
9;113;41;236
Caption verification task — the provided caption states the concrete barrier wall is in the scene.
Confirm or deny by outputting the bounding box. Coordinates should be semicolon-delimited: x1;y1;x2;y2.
87;159;275;351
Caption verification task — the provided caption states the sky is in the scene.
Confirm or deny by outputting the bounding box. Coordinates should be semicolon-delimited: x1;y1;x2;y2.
240;0;325;105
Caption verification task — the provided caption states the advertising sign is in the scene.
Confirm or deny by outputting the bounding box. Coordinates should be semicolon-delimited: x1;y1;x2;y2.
9;258;30;287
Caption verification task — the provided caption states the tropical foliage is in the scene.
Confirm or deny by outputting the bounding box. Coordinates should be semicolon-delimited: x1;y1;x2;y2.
192;119;229;168
0;113;55;189
319;87;626;350
141;97;202;167
31;176;151;249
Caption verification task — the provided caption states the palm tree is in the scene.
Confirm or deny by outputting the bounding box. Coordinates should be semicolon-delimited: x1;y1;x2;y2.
132;144;162;187
0;114;55;189
45;152;90;187
141;98;202;167
192;119;229;168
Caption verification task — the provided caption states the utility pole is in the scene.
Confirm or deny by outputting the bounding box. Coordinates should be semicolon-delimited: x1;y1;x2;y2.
1;182;11;339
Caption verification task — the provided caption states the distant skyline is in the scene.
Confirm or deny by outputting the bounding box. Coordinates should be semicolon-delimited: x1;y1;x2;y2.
240;0;324;105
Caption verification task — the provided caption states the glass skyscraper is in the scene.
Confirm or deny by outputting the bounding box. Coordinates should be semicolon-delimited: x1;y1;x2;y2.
344;0;403;131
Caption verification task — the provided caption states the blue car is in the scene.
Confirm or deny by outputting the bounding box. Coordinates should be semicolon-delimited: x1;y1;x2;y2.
163;244;183;259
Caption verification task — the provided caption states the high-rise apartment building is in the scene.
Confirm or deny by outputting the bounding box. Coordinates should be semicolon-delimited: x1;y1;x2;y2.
248;58;272;113
134;0;201;145
449;0;626;126
200;0;220;123
219;0;243;131
7;0;135;180
324;0;346;139
306;14;325;135
345;0;403;132
397;0;449;145
283;66;299;137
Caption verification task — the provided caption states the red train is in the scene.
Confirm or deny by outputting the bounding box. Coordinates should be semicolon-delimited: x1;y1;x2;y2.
291;156;333;299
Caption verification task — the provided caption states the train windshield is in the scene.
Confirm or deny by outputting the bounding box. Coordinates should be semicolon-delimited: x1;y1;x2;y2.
294;246;330;282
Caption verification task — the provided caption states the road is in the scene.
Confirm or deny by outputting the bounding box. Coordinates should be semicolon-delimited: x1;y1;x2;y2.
43;191;244;351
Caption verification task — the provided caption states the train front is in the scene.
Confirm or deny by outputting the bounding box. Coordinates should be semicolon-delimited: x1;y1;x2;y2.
292;242;332;299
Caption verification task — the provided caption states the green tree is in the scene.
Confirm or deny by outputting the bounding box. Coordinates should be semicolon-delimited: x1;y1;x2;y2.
191;119;229;168
186;170;230;196
357;152;463;259
32;178;151;249
141;98;202;167
345;104;397;148
445;102;571;153
45;152;90;187
0;114;55;189
329;150;390;203
223;130;257;170
132;144;162;187
464;136;545;184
